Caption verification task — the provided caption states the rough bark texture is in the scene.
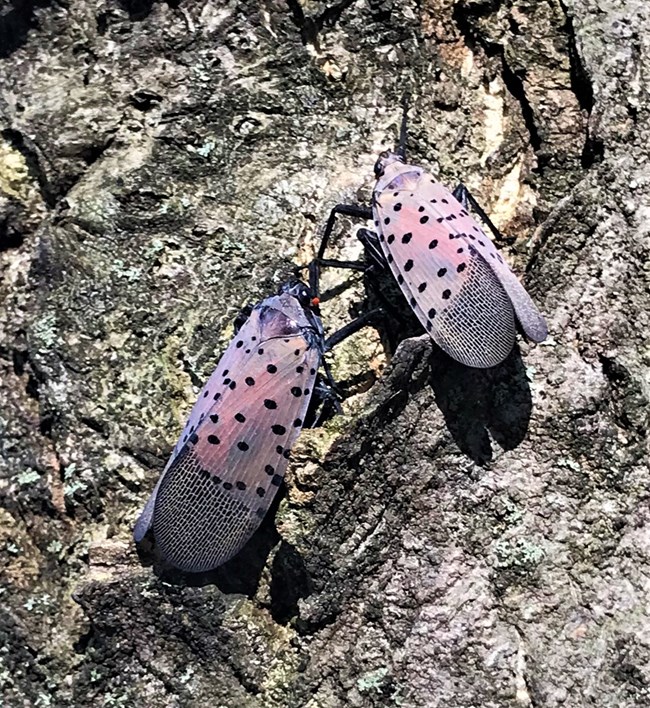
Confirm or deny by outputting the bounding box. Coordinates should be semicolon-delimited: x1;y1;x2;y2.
1;0;649;706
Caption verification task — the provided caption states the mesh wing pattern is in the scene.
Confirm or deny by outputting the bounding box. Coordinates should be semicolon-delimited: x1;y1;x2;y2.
374;178;513;366
134;299;320;572
152;334;319;572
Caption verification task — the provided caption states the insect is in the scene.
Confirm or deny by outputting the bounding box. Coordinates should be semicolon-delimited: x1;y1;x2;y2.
134;279;375;573
311;109;548;368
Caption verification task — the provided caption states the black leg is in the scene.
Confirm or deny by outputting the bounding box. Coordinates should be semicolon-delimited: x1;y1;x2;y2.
309;258;366;298
311;307;384;425
320;357;341;399
309;208;384;403
310;203;373;296
452;183;506;243
317;258;367;271
357;228;387;270
314;308;381;414
308;231;387;298
452;183;469;210
397;92;410;160
311;378;343;421
308;257;320;297
323;308;384;352
317;203;373;260
233;304;254;333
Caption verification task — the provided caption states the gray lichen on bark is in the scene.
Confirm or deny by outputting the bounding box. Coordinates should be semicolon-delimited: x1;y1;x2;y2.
1;0;649;706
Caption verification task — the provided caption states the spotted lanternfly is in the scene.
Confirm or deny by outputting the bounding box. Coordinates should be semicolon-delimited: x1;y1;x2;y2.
134;281;329;573
370;151;548;367
312;110;548;368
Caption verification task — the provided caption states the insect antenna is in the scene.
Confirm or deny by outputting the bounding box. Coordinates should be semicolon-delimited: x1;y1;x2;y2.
396;92;410;160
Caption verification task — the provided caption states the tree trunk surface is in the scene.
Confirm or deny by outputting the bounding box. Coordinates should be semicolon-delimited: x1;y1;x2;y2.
1;0;649;706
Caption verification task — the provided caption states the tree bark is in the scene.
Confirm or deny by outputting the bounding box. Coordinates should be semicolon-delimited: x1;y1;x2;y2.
1;0;649;706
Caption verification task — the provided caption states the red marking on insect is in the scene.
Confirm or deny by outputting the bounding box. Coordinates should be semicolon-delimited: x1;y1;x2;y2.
134;280;324;572
371;151;547;368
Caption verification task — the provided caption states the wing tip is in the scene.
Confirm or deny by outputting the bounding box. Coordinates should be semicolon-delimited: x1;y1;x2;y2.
133;492;156;542
133;513;151;543
520;313;549;344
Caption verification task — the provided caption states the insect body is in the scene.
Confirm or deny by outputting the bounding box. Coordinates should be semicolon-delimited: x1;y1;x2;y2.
371;151;548;367
134;281;325;573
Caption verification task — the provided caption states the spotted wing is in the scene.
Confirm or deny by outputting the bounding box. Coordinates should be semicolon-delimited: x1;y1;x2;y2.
133;305;272;543
374;173;545;367
436;183;549;343
144;322;319;573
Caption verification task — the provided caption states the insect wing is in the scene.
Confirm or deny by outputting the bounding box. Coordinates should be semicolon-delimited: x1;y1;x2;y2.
133;307;268;543
149;325;319;572
374;177;512;367
153;336;318;572
170;310;274;461
374;171;545;367
447;193;548;343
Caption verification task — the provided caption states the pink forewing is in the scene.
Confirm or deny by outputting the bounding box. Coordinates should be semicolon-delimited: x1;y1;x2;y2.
151;332;319;572
373;165;546;367
134;294;322;572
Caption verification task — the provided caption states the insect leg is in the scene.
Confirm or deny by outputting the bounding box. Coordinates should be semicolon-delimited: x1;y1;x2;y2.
309;229;386;294
451;183;507;243
317;258;367;271
233;303;254;333
323;308;384;352
396;92;410;160
317;203;373;260
311;306;384;424
451;183;470;211
311;204;373;296
357;228;388;270
308;257;367;298
311;376;344;422
316;308;384;410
